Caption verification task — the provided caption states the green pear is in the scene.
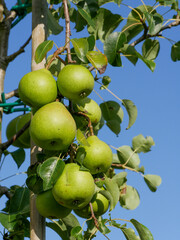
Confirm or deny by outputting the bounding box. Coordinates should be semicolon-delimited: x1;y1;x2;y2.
52;163;95;209
30;102;76;151
57;65;94;101
18;69;57;108
74;191;109;218
76;135;113;174
6;115;30;148
36;190;71;219
16;113;31;148
73;97;102;125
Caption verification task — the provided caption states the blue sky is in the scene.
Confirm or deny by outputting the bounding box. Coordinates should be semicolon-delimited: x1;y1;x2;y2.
0;1;180;239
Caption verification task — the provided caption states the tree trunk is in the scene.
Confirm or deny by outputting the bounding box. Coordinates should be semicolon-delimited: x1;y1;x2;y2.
30;1;47;239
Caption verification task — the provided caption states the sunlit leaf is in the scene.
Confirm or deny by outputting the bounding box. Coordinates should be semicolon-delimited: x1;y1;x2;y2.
71;38;89;63
35;40;53;64
46;55;65;77
98;217;111;234
130;219;154;240
117;145;140;169
113;172;127;187
145;12;163;35
104;32;126;66
76;129;90;146
86;51;107;74
37;157;65;191
142;39;160;60
144;174;162;192
120;44;138;65
120;185;140;210
122;99;137;129
132;134;155;153
0;213;17;232
71;226;83;239
104;176;119;211
88;8;123;43
120;226;140;240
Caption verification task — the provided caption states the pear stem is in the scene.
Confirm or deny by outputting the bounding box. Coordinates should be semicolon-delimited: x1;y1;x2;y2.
89;202;99;229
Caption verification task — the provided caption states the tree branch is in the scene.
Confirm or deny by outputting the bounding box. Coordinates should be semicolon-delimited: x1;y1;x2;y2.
131;15;180;47
0;88;19;102
6;35;32;63
0;120;30;151
0;185;12;199
62;0;74;63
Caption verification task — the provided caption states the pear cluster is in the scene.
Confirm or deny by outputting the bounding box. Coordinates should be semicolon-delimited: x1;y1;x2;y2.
6;64;114;219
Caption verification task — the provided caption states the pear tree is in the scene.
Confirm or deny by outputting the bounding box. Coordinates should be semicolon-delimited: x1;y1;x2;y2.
0;0;179;240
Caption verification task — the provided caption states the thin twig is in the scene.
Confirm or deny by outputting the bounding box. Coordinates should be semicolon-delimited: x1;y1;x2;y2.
0;120;30;151
0;185;12;198
0;88;19;102
62;0;75;63
45;47;66;69
6;35;32;62
131;15;180;47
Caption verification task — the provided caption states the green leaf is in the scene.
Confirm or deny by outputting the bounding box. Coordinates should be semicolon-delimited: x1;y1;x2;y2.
144;174;162;192
130;219;154;240
136;52;156;71
104;176;119;211
104;32;127;66
98;217;111;234
47;214;80;240
9;187;30;215
87;35;96;51
47;9;63;35
88;8;123;42
171;41;180;62
35;40;54;64
86;51;107;74
46;55;65;77
71;38;89;63
145;12;163;35
120;185;140;210
132;134;155;153
62;213;80;228
122;99;137;129
112;172;127;187
71;226;83;239
157;0;176;6
0;213;17;232
76;129;90;146
100;101;124;123
120;226;140;240
120;44;138;65
117;145;140;169
106;119;121;135
10;148;25;168
26;174;43;194
37;157;65;191
100;101;124;135
142;39;160;60
47;220;69;240
77;0;99;18
77;6;96;30
122;7;144;42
